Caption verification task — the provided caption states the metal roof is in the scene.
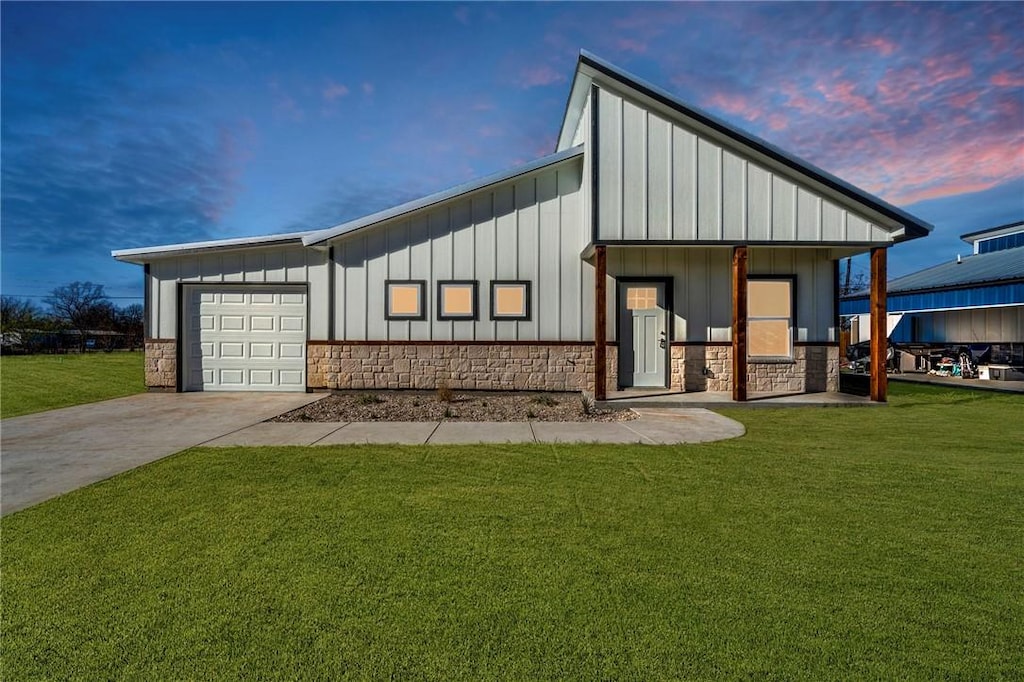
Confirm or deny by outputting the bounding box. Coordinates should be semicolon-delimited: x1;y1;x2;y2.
569;50;933;242
959;219;1024;243
302;146;584;246
111;231;309;264
847;245;1024;298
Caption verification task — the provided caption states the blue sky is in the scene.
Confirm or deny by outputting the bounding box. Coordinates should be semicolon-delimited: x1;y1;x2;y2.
2;1;1021;303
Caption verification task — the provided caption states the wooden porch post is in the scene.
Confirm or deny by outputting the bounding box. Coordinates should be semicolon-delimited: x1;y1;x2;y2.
870;246;888;402
732;245;748;402
594;245;608;400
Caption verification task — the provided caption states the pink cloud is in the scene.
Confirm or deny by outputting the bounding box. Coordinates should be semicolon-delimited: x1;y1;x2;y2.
991;71;1024;87
947;90;981;108
833;127;1024;205
861;36;897;57
767;113;788;132
616;38;648;54
361;82;375;95
322;80;350;101
515;64;566;89
814;79;877;117
922;56;973;85
779;83;817;113
706;91;763;122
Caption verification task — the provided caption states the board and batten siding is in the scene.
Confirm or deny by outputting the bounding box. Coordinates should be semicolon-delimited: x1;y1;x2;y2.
607;246;836;343
146;246;329;339
331;158;592;342
595;86;894;244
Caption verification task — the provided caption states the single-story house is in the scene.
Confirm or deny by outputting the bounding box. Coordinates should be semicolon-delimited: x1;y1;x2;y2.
842;220;1023;370
113;51;932;401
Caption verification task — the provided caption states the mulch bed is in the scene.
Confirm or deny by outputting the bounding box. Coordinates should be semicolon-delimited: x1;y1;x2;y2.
270;391;636;423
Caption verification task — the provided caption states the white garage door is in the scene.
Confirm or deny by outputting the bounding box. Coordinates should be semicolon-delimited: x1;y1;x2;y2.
182;285;307;392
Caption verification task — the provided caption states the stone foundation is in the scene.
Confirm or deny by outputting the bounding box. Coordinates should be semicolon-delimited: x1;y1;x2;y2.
672;344;839;393
144;339;177;388
308;342;617;394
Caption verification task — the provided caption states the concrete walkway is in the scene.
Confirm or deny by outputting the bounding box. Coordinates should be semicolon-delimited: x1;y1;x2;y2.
205;408;745;446
600;389;879;408
2;393;744;516
1;392;322;515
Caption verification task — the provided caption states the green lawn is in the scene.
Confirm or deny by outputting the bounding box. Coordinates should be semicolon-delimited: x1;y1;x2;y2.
3;384;1022;679
0;351;145;418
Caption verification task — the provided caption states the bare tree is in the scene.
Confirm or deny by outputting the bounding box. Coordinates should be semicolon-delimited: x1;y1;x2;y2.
840;259;869;296
116;303;145;350
1;296;47;351
1;296;41;332
44;282;111;351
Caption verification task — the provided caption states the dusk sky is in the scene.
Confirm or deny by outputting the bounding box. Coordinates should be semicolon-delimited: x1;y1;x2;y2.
2;1;1022;304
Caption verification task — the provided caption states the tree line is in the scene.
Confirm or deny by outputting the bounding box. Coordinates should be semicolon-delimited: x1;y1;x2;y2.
1;282;143;353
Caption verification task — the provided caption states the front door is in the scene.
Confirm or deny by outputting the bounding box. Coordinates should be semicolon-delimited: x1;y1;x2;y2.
618;281;668;388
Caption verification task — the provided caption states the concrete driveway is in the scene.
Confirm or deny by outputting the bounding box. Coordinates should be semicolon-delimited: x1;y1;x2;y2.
1;392;321;516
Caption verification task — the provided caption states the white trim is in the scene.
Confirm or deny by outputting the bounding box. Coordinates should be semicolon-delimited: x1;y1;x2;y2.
843;302;1023;316
112;232;308;264
961;222;1024;250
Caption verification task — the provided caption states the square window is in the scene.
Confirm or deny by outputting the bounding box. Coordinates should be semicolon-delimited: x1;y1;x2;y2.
490;281;530;321
625;286;658;310
385;280;426;320
748;277;794;359
437;281;478;321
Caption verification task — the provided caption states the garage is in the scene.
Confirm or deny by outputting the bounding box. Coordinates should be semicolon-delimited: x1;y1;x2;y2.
181;284;307;392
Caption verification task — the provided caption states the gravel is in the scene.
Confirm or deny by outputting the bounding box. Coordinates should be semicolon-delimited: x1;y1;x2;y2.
269;391;636;423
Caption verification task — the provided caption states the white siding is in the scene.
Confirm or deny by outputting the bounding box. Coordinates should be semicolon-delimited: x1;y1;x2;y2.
916;306;1023;343
148;245;328;340
607;246;836;343
594;86;896;244
329;158;589;342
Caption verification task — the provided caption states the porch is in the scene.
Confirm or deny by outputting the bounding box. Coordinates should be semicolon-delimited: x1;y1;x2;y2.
599;388;879;409
590;244;890;403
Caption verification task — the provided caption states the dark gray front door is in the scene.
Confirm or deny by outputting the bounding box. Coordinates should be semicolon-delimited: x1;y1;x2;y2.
618;282;668;388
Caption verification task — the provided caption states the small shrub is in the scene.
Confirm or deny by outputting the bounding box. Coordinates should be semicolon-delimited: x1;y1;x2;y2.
579;391;596;416
356;393;383;405
443;406;455;419
532;394;558;407
527;408;538;419
436;380;454;403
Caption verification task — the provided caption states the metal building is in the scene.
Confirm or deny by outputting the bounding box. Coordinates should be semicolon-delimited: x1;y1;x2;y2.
841;220;1024;369
114;51;932;401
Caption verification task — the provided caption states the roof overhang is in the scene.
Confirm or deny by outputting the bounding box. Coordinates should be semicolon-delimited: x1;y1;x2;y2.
960;220;1024;245
111;231;309;265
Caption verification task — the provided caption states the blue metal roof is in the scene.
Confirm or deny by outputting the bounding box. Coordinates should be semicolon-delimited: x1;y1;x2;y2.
841;281;1024;315
883;246;1024;294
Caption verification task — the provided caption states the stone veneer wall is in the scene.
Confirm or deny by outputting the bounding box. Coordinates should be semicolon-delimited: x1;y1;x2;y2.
308;342;617;394
144;339;177;388
672;344;839;393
